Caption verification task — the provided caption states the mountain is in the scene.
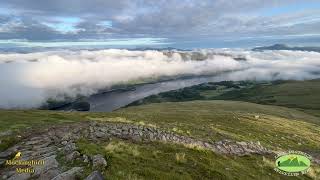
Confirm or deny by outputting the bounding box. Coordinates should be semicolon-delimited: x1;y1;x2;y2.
279;157;308;167
252;44;320;53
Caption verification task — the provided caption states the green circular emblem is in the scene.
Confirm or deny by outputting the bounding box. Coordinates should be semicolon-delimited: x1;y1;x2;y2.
276;154;311;173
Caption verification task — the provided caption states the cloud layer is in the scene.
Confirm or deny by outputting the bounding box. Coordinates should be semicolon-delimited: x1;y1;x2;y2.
0;49;320;108
1;0;320;46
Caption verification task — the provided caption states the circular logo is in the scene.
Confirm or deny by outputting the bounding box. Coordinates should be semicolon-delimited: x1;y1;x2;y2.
274;151;311;176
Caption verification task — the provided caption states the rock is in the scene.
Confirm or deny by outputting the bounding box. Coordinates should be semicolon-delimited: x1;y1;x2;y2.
0;146;18;158
33;155;59;177
257;141;261;146
7;173;30;180
85;171;105;180
25;139;43;145
0;130;13;137
0;158;6;165
51;167;83;180
37;169;61;180
92;155;107;168
61;141;68;145
89;126;94;133
236;142;247;146
32;142;52;149
95;131;105;138
62;133;73;141
83;154;90;163
63;142;76;153
66;151;80;161
2;171;15;180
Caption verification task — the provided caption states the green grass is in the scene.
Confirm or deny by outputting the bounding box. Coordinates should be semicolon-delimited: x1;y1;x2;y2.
1;79;320;179
72;139;315;180
127;79;320;118
0;110;88;151
94;100;320;152
1;100;319;153
213;79;320;117
0;110;88;132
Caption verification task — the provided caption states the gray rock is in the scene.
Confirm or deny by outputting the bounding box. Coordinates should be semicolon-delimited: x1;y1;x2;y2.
25;139;43;145
37;169;61;180
51;167;83;180
32;142;52;149
2;171;15;180
83;154;90;163
92;155;107;168
66;151;80;161
95;131;105;138
0;130;13;137
0;158;6;165
33;155;59;177
63;143;76;153
0;146;18;158
85;171;105;180
7;173;30;180
62;133;73;141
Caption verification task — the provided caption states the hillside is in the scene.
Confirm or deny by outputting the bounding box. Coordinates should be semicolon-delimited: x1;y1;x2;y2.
213;79;320;117
127;79;320;117
0;100;319;179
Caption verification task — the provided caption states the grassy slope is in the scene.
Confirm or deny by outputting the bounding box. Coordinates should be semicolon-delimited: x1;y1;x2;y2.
128;79;320;118
69;139;311;180
0;110;88;151
97;101;320;151
87;101;320;179
0;104;319;179
213;79;320;117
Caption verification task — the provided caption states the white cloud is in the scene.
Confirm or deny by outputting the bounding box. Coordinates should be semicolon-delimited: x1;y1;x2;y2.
0;49;320;108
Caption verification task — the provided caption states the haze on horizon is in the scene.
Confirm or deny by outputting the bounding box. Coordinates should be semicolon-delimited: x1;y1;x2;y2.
1;0;320;48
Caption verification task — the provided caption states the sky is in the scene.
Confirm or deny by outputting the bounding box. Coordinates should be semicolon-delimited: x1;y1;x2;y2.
1;0;320;48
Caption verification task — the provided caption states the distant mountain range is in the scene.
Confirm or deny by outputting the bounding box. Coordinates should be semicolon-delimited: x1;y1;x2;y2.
252;44;320;53
131;47;190;51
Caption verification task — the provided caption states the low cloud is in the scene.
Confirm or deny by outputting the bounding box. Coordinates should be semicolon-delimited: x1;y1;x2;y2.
0;49;320;108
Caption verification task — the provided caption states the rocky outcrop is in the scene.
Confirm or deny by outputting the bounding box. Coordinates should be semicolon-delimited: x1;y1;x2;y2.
85;171;104;180
82;121;270;156
0;121;272;180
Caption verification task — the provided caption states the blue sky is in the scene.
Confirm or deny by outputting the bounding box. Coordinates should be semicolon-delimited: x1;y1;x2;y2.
261;2;320;16
0;0;320;48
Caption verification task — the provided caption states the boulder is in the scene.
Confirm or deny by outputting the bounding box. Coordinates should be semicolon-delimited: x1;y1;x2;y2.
51;167;83;180
85;171;105;180
63;142;76;153
92;155;107;168
37;169;61;180
66;151;80;161
33;155;59;177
